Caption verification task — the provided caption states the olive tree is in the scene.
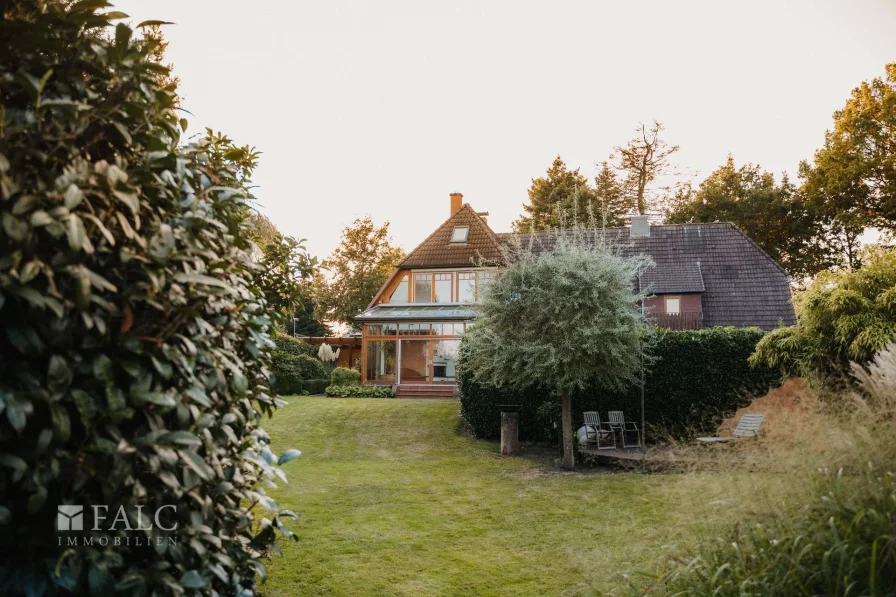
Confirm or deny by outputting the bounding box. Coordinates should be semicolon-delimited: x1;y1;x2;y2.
461;228;650;468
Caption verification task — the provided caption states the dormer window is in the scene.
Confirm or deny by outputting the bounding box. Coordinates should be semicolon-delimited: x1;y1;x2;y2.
450;226;469;243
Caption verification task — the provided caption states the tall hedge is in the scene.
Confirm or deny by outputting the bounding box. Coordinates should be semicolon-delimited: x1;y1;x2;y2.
272;332;319;359
0;4;296;595
458;327;781;442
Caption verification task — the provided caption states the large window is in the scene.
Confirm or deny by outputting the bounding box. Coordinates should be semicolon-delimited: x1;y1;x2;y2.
458;272;476;302
388;274;409;304
414;274;432;303
434;273;452;303
366;340;396;383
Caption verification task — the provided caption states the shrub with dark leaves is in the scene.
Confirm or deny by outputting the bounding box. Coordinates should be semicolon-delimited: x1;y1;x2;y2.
0;3;296;595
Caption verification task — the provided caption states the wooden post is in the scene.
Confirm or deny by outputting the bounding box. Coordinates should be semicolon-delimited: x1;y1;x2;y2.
561;389;574;469
500;410;520;456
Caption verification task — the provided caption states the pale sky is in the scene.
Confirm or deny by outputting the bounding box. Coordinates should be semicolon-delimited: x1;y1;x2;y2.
114;0;896;260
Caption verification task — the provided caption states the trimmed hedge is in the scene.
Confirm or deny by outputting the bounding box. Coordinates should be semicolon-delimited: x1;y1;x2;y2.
458;327;781;442
271;350;328;395
273;332;319;359
325;385;396;398
331;367;361;386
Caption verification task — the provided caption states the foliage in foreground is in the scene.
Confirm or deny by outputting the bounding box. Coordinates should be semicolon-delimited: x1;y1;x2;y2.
630;345;896;596
324;385;395;398
0;4;295;594
459;327;779;442
751;246;896;386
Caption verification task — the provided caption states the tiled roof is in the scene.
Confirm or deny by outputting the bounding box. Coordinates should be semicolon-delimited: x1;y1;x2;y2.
399;204;504;268
497;223;796;331
639;262;705;294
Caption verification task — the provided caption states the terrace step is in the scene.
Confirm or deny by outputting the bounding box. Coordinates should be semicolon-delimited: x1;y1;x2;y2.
395;384;456;398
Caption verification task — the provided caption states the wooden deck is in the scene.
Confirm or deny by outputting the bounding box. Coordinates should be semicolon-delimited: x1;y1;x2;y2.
577;445;714;471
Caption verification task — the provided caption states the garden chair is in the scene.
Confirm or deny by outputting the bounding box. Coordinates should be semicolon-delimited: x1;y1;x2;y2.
582;411;616;450
607;411;641;449
696;413;765;443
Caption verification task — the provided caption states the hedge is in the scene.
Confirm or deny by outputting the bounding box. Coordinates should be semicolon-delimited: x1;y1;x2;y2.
458;327;782;442
325;385;396;398
273;332;319;359
271;352;329;395
0;5;296;594
331;367;361;386
274;378;328;396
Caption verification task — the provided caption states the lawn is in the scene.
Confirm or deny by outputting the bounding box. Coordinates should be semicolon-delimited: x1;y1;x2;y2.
261;397;774;597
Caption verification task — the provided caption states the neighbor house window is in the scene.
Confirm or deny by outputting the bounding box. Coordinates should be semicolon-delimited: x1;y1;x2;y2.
388;274;409;304
665;296;681;315
450;226;469;243
414;273;432;303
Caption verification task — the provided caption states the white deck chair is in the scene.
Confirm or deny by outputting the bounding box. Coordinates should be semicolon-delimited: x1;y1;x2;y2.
607;411;641;449
583;411;616;450
696;413;765;443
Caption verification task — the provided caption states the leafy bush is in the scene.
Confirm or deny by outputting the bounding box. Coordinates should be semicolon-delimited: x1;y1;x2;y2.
270;352;327;395
751;246;896;386
0;5;295;595
325;385;396;398
330;367;361;387
458;327;780;442
272;333;319;359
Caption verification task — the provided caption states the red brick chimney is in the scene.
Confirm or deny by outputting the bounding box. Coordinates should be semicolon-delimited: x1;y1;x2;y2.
450;192;463;216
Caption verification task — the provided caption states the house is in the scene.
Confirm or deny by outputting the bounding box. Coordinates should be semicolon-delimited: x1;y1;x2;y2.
355;193;796;396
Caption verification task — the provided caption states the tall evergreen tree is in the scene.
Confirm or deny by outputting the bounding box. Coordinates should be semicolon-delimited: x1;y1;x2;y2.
513;156;597;231
593;161;630;227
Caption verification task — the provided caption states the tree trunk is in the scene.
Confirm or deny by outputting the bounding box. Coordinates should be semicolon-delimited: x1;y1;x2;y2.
561;389;574;469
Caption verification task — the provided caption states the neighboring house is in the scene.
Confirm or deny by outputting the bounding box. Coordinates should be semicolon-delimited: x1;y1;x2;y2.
355;193;796;396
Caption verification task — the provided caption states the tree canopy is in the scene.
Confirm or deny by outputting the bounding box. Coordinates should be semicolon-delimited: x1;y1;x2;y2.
512;157;600;231
801;63;896;233
667;156;829;278
315;216;404;329
461;229;650;467
751;247;896;385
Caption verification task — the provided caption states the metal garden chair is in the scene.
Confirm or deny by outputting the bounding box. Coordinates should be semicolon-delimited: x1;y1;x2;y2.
582;411;616;450
696;413;765;443
607;410;641;449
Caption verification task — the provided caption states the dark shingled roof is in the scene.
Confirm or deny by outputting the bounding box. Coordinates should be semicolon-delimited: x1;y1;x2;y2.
399;204;503;268
497;223;796;331
639;262;705;294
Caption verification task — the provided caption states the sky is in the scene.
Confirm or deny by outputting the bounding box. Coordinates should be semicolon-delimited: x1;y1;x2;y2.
114;0;896;260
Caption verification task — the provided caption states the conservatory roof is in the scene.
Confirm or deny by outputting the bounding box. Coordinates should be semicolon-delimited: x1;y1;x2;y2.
355;304;476;322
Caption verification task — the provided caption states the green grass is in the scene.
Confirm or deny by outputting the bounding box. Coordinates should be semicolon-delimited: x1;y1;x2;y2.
260;397;779;597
